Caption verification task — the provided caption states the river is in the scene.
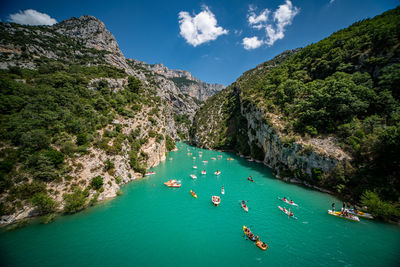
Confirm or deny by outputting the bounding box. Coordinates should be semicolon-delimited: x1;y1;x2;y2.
1;142;399;266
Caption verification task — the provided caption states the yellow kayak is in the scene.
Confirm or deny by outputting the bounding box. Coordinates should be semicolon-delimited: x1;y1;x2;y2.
190;190;197;198
328;210;360;222
243;226;257;241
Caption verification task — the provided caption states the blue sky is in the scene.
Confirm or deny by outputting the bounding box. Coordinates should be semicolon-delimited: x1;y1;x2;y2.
0;0;398;85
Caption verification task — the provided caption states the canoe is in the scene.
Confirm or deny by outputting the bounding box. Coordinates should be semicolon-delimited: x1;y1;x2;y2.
243;226;257;241
256;239;269;251
328;210;360;222
190;174;197;179
212;196;221;206
190;190;197;198
278;206;297;219
241;202;248;212
164;180;181;188
278;197;299;207
348;210;374;219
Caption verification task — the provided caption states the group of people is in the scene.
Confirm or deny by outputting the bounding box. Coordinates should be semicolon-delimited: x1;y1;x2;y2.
332;202;357;217
282;206;294;217
282;197;295;205
244;227;257;241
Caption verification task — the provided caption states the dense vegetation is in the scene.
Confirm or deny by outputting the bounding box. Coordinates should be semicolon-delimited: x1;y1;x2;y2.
192;7;400;221
0;59;170;217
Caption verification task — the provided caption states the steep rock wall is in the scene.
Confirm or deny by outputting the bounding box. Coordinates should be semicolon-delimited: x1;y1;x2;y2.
242;103;339;179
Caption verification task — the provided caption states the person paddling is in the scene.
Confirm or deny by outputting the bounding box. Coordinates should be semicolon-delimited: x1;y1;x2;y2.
332;203;335;212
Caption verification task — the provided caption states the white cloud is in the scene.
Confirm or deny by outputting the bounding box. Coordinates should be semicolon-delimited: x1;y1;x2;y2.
9;9;57;25
242;36;264;50
178;6;228;47
266;0;299;45
242;0;299;49
248;8;270;29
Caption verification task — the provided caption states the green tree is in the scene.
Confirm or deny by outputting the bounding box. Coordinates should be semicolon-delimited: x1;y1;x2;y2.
128;76;142;94
91;176;103;190
63;187;88;214
31;192;58;214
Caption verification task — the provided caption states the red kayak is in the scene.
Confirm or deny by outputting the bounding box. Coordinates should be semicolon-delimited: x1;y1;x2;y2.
241;201;248;212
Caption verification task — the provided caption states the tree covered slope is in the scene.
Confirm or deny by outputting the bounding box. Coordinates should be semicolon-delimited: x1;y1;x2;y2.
191;7;400;220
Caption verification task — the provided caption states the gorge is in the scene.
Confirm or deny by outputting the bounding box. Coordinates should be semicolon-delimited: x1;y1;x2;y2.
0;7;399;227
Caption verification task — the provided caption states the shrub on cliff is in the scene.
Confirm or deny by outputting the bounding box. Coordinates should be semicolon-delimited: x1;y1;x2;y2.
31;192;58;214
63;187;88;214
91;176;103;190
361;190;400;220
128;76;142;94
166;135;175;151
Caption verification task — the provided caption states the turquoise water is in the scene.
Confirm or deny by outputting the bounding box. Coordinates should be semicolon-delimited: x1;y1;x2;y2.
1;142;399;266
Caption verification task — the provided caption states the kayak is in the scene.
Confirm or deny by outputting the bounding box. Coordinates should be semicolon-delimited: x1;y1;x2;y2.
227;158;234;161
241;201;248;212
348;209;374;219
243;226;257;241
328;210;360;222
211;157;216;160
190;174;197;179
247;178;254;182
193;157;196;159
256;239;269;251
214;171;221;175
202;160;208;163
190;190;197;198
193;166;197;169
278;197;299;207
201;170;206;175
145;171;155;176
278;206;297;219
212;196;221;206
221;186;225;195
164;179;181;187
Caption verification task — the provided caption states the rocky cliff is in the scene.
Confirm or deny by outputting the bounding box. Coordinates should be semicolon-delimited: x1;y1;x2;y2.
0;15;222;225
130;60;224;101
190;82;349;193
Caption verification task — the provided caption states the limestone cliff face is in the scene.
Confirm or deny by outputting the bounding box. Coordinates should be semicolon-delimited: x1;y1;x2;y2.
131;61;225;101
190;84;350;192
242;102;341;179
